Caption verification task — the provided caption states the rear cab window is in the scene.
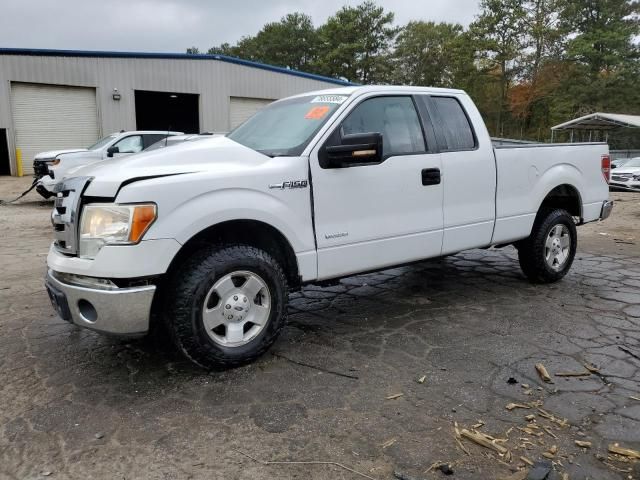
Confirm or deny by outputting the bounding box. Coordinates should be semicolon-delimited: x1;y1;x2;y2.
421;96;476;152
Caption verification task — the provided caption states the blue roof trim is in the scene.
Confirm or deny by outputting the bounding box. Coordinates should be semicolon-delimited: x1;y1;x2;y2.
0;47;352;86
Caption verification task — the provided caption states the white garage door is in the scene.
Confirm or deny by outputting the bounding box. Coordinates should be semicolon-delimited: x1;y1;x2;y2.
229;97;274;130
11;83;99;175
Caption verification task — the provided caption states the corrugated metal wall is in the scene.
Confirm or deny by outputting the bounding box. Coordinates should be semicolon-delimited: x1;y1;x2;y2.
0;54;341;175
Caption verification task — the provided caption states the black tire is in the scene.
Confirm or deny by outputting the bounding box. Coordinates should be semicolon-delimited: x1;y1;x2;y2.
517;208;577;283
163;244;288;369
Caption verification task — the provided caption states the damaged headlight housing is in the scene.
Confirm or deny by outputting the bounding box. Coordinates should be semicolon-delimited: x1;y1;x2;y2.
79;203;157;259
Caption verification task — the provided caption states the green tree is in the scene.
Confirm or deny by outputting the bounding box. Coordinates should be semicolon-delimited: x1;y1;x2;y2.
470;0;527;134
207;43;236;56
186;46;200;54
562;0;640;74
391;21;470;87
315;1;398;83
206;13;319;71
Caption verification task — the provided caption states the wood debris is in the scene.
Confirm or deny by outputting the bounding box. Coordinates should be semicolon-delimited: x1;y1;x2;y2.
543;426;557;439
608;443;640;459
555;371;591;377
630;395;640;402
380;438;397;449
459;428;510;457
525;414;535;421
386;393;404;400
453;422;470;455
575;440;591;448
417;375;426;384
519;456;534;466
535;363;553;383
537;408;569;427
506;402;532;411
472;420;485;429
583;363;600;373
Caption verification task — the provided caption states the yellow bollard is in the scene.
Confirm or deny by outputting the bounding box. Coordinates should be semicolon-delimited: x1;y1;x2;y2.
16;148;23;177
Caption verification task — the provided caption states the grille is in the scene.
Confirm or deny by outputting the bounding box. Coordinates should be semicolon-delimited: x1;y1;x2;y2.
612;174;631;182
51;177;91;255
33;161;51;179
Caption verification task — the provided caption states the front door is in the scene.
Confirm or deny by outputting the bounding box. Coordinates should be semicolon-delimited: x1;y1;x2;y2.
310;95;444;280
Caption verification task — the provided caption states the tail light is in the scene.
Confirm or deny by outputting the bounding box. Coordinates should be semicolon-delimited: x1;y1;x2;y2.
601;154;611;184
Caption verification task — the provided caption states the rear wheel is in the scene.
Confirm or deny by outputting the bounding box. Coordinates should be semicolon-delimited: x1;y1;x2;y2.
164;244;288;368
517;209;577;283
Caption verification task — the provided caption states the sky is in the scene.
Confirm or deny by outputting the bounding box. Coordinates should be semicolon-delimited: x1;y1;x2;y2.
1;0;481;53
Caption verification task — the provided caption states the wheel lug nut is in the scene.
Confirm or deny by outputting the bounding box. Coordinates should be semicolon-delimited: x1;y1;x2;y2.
226;304;231;309
234;295;238;301
228;315;233;320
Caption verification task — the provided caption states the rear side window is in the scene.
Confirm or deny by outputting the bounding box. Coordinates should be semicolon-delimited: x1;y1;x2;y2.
431;97;476;151
143;134;169;149
341;96;426;158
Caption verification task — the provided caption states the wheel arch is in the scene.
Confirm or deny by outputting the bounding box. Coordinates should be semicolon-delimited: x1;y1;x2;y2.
537;183;583;220
166;219;301;291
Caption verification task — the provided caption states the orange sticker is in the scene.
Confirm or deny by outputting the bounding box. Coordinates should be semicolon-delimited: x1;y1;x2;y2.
305;105;330;120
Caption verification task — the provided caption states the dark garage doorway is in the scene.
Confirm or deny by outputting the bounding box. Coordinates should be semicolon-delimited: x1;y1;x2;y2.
0;129;10;175
135;91;200;134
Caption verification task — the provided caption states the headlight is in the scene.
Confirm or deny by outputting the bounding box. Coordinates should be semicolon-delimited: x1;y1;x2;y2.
79;203;157;259
50;158;60;166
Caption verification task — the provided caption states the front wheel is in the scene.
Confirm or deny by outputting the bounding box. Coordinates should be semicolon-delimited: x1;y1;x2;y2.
164;244;288;369
517;209;577;283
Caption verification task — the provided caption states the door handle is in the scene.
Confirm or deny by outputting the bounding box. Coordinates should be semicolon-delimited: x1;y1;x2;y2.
421;168;441;186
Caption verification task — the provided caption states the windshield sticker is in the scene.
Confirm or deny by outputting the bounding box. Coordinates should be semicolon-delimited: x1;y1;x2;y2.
311;95;348;104
305;106;330;120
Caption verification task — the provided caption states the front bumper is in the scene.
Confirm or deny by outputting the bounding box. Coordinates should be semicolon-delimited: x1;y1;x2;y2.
45;269;155;336
600;200;614;221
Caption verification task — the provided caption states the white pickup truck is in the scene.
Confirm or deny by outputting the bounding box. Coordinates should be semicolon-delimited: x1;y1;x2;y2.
33;130;182;198
45;86;613;368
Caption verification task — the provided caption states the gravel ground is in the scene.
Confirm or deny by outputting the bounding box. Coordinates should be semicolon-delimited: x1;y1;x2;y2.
1;176;639;480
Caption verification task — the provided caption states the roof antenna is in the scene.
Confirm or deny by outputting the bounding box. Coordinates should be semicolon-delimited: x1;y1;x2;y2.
165;125;171;147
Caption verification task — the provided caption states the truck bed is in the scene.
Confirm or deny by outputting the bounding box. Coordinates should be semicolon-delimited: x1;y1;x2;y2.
491;142;609;245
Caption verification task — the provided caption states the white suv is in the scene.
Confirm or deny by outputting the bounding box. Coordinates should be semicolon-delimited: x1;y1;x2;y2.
33;130;182;198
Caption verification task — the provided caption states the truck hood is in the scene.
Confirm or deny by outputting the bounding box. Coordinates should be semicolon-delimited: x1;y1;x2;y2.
80;136;272;197
612;166;640;175
34;148;88;160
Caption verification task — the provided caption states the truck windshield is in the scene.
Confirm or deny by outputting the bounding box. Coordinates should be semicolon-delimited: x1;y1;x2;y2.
88;135;117;151
227;94;349;157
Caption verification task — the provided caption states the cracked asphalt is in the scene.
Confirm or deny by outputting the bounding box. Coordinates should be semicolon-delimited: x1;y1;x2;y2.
1;177;640;480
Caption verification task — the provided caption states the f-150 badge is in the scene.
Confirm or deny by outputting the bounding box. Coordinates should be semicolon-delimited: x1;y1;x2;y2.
269;180;308;189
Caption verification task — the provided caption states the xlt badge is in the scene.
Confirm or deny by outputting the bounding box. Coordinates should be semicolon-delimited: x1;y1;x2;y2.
269;180;308;190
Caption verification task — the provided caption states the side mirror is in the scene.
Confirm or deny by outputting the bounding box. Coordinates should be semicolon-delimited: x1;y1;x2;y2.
322;132;383;168
106;146;119;158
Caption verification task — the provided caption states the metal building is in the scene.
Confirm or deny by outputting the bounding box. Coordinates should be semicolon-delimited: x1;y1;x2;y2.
0;48;349;176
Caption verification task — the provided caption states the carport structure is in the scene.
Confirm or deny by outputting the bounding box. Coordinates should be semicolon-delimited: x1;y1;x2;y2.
551;112;640;143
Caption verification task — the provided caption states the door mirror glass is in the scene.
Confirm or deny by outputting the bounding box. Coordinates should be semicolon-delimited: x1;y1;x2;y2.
106;146;119;157
322;132;383;168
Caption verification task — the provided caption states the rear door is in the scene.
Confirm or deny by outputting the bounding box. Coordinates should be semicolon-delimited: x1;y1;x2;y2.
310;94;444;280
418;95;496;254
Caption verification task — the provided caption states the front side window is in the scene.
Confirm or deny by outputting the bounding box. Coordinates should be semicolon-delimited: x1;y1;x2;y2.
227;94;349;157
114;135;143;154
430;96;476;151
341;96;425;158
